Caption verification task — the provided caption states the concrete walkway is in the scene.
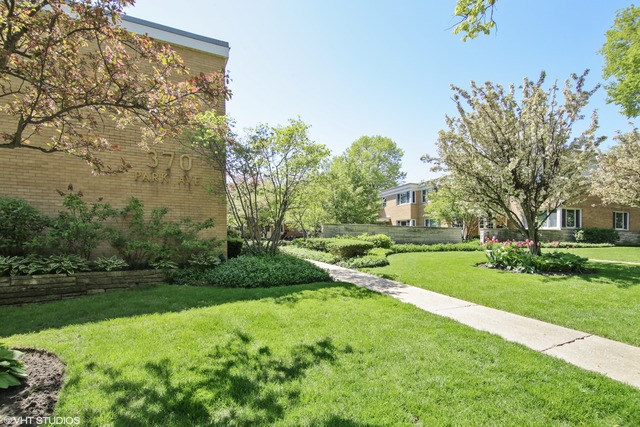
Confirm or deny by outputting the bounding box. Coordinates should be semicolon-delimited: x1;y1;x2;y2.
309;260;640;390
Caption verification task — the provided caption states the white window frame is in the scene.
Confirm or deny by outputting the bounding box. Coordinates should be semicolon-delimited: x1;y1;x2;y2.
539;209;559;229
381;197;387;208
614;211;629;230
561;208;582;229
421;189;428;203
396;191;415;205
396;219;416;227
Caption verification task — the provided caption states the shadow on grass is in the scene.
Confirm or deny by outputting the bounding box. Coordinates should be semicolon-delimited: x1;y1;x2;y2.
77;331;372;427
0;282;371;337
539;262;640;289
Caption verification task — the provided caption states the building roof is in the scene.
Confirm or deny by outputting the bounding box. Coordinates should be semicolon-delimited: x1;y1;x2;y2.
122;15;230;58
380;181;436;198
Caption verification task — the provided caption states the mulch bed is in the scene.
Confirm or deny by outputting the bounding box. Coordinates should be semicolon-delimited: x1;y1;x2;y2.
0;349;64;421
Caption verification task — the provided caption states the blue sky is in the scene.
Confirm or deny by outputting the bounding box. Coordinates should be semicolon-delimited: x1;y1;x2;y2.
126;0;633;183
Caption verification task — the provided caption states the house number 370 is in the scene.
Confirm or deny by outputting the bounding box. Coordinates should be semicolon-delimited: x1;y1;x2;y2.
146;150;192;171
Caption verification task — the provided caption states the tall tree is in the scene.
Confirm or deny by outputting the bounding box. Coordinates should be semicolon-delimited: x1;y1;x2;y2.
0;0;230;172
426;71;603;254
325;135;406;224
600;5;640;118
189;113;330;255
592;129;640;207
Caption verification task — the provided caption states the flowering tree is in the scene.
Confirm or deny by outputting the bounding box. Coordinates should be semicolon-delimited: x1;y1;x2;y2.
592;129;640;207
426;71;603;254
188;113;330;255
0;0;230;172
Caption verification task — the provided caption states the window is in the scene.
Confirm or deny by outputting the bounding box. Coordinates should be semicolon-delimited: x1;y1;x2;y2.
396;191;415;205
561;208;581;229
381;197;387;208
480;218;494;229
421;189;428;203
424;218;439;227
614;212;629;230
539;209;558;229
396;219;415;226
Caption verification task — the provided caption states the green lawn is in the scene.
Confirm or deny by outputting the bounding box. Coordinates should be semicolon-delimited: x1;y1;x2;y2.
363;251;640;346
564;246;640;263
2;284;639;426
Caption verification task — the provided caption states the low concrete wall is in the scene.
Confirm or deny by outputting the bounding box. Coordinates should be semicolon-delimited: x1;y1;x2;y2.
479;228;640;244
0;270;164;306
320;224;463;244
480;228;575;242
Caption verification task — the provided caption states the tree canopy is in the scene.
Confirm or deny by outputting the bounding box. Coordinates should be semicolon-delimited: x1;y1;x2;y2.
592;129;640;207
427;71;603;253
600;5;640;118
325;135;406;224
189;113;330;254
0;0;230;172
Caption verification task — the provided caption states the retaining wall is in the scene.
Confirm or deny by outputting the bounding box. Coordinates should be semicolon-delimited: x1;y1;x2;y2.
479;228;640;244
320;224;463;244
0;270;164;306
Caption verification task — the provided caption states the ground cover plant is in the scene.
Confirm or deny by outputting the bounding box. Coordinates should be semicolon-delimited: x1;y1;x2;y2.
363;251;640;346
170;254;331;287
0;342;27;389
484;240;588;274
1;284;639;425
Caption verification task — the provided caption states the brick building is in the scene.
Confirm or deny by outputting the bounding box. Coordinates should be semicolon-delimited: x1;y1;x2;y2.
380;182;640;243
0;16;229;253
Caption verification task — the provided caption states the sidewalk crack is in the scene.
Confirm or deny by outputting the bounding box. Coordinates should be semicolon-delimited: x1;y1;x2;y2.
541;334;592;352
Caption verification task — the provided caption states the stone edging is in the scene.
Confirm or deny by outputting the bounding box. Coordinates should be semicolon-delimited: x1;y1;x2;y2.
0;270;164;306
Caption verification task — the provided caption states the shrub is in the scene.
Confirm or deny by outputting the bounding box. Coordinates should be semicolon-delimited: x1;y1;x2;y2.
575;228;620;244
367;248;394;258
0;255;90;276
42;254;90;275
40;189;115;259
93;256;128;272
0;197;50;256
203;254;331;288
227;237;243;259
111;197;219;268
326;239;374;259
485;243;588;274
541;241;614;249
0;343;28;389
338;255;390;269
356;233;394;249
291;238;334;252
392;241;484;253
279;245;340;264
188;253;222;270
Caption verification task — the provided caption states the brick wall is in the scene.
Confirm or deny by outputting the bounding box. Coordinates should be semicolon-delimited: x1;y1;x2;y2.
320;224;463;244
571;196;640;232
0;44;228;255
